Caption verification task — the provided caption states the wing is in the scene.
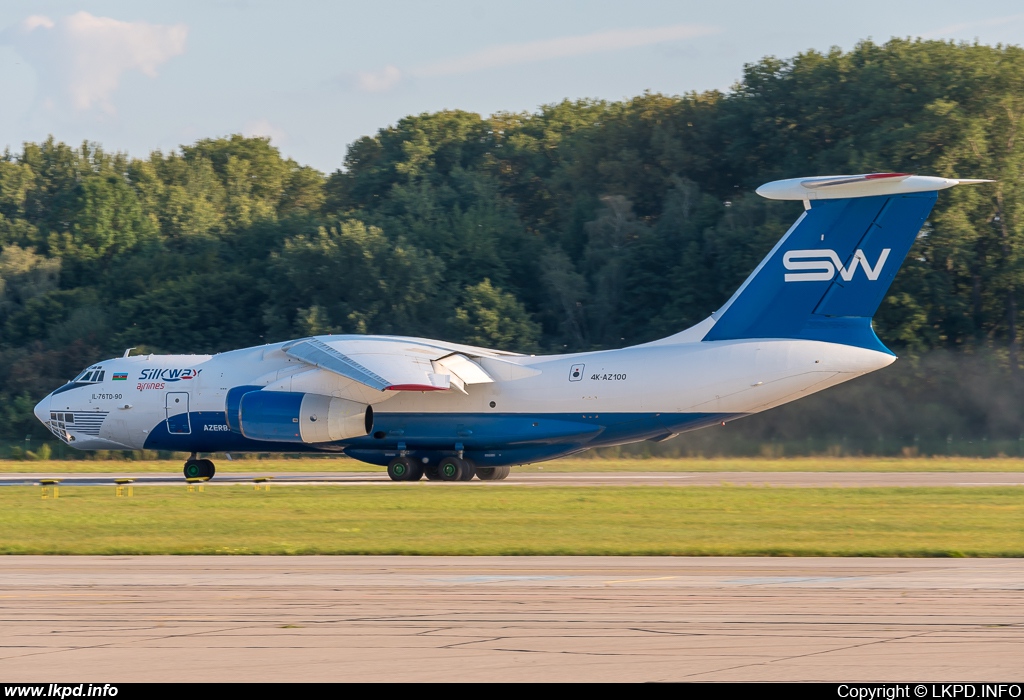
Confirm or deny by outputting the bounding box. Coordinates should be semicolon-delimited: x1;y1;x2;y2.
282;337;495;393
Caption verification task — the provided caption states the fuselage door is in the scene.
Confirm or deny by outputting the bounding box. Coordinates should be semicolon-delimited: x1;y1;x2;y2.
165;392;191;434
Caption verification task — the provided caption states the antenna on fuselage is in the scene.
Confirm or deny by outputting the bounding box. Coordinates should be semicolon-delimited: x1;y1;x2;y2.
122;348;136;358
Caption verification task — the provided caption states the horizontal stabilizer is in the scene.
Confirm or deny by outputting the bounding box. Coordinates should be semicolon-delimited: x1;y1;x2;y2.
757;173;993;202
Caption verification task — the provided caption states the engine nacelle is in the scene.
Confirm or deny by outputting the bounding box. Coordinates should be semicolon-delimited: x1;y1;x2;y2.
225;385;262;433
238;391;372;443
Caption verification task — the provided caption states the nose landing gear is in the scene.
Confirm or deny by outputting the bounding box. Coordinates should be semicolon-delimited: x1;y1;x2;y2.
183;454;215;480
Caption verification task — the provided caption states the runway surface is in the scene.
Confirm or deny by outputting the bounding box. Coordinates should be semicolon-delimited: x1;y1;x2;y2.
2;556;1022;682
3;471;1024;487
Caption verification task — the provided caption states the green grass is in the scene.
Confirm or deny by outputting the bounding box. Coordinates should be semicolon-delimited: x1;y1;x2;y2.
3;456;1024;473
1;485;1021;556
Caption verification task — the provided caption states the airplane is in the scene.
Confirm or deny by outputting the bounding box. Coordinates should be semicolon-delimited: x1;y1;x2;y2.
33;172;990;482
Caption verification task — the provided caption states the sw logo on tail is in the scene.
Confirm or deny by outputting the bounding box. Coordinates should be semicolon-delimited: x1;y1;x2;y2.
783;248;891;282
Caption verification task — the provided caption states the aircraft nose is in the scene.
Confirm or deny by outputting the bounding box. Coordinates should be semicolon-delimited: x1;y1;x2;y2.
34;394;50;425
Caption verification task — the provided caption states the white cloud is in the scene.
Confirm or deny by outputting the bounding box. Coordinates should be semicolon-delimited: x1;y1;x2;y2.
349;24;719;93
355;65;402;93
1;11;187;115
414;24;719;78
22;16;54;31
243;118;287;145
923;13;1024;39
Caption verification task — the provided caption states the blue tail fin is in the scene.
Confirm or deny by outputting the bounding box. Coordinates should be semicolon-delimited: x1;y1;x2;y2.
702;191;937;352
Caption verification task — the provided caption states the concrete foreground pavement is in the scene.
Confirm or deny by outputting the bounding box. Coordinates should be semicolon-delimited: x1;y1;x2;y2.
1;557;1023;682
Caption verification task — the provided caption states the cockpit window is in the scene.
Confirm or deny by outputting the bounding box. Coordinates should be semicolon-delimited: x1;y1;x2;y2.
73;369;105;384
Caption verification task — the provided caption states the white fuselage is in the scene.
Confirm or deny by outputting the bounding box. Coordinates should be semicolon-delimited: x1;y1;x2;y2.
38;332;894;465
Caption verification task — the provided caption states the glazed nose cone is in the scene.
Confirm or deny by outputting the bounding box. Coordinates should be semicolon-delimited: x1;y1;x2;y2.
34;394;50;425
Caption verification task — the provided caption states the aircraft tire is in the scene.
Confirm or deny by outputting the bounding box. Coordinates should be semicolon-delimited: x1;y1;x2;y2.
458;459;476;481
424;464;442;480
198;459;215;479
387;457;415;481
476;466;510;481
406;461;424;481
183;460;203;480
437;457;465;481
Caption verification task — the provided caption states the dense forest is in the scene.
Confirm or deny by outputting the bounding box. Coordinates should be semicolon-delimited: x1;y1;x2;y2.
3;38;1024;456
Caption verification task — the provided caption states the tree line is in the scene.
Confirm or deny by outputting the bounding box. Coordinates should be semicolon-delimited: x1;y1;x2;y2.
3;37;1024;450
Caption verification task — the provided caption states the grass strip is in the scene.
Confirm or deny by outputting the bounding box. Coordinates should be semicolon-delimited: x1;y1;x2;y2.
1;485;1021;556
3;457;1024;473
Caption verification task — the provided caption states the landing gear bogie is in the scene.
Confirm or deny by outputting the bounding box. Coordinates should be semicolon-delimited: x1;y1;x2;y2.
386;454;507;482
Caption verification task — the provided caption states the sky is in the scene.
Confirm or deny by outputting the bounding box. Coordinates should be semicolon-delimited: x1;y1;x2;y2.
1;1;1024;173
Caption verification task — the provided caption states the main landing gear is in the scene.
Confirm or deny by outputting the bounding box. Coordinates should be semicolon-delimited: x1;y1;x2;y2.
476;466;511;481
386;456;424;481
388;456;511;482
438;456;475;481
183;453;215;480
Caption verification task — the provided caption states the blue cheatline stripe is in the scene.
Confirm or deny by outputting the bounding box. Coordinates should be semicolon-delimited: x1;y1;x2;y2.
143;410;740;458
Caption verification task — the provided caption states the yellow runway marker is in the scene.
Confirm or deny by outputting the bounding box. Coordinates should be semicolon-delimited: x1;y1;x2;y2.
115;479;134;497
40;479;60;499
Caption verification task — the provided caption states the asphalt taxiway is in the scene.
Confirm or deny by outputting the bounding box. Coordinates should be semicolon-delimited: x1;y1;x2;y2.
3;471;1024;487
1;556;1022;682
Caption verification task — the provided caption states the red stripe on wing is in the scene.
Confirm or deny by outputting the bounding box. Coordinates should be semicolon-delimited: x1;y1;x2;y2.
385;384;449;392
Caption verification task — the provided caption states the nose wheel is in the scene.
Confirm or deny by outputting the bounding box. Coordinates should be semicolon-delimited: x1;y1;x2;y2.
183;457;215;480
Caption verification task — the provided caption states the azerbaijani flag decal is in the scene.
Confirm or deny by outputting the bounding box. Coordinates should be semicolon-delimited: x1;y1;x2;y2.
113;373;128;381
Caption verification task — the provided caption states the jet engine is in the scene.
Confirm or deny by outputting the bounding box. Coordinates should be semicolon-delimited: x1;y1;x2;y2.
236;390;372;443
